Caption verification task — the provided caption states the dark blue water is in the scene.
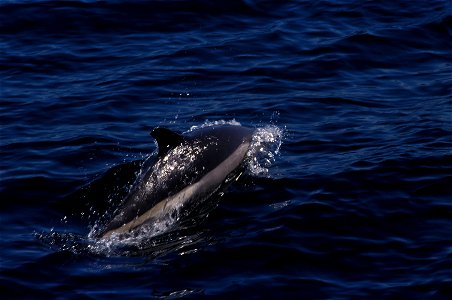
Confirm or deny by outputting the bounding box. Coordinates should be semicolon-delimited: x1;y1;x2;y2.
1;0;451;298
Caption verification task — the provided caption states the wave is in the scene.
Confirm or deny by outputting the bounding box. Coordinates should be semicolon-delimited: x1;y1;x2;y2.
0;0;278;35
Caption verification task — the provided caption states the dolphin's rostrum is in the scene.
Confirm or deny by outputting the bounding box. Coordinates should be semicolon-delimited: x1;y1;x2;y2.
97;124;255;239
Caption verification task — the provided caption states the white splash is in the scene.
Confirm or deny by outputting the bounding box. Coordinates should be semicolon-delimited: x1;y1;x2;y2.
88;214;180;256
246;125;284;177
188;119;241;132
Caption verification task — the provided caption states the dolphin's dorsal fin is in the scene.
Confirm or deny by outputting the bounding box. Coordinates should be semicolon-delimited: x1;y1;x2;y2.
151;127;184;156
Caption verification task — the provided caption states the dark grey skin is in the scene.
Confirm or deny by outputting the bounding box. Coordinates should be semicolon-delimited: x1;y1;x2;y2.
97;125;255;239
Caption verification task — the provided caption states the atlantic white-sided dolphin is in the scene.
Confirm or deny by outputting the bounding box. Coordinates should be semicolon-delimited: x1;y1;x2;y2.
97;124;255;239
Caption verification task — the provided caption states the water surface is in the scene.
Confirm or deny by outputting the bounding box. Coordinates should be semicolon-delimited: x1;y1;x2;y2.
1;0;451;298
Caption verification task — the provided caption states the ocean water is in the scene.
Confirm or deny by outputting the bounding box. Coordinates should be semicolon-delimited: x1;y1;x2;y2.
1;0;451;299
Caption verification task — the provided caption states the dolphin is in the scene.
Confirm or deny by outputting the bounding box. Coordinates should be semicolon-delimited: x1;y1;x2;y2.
97;124;255;239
